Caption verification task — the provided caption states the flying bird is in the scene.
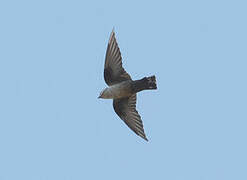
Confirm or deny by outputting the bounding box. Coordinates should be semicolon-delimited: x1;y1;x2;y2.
98;29;157;141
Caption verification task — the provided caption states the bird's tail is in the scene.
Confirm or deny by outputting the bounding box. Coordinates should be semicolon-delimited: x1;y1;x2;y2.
146;75;157;90
132;75;157;93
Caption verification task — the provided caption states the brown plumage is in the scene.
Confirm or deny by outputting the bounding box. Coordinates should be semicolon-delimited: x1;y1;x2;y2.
99;29;157;141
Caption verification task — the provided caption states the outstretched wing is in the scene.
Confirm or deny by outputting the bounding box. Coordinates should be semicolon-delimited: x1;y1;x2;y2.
113;94;148;141
104;29;131;86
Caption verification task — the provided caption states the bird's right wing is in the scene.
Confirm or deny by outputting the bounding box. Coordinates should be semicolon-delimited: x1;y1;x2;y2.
104;29;131;86
113;94;148;141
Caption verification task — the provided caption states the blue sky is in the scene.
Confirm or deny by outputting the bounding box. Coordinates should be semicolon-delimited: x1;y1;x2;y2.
0;0;246;179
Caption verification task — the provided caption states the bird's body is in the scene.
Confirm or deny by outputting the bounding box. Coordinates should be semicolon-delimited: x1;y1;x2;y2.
99;29;157;141
100;76;156;99
100;80;133;99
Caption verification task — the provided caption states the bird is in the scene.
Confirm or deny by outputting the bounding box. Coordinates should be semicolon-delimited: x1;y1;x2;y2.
98;29;157;141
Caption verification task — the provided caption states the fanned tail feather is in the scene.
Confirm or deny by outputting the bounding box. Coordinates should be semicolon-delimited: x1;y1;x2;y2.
146;75;157;89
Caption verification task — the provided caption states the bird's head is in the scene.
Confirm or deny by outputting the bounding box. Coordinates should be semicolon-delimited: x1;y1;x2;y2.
98;88;112;99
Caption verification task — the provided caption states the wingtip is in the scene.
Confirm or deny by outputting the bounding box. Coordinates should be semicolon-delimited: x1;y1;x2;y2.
141;135;149;142
109;28;115;43
111;27;115;36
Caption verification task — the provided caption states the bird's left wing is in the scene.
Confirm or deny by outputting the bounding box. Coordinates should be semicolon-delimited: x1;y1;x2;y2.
104;30;131;86
113;94;148;141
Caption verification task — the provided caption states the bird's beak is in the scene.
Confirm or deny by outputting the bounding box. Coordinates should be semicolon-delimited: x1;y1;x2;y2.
98;95;101;99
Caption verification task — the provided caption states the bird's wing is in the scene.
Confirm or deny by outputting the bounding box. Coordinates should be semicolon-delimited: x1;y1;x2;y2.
104;29;131;86
113;94;148;141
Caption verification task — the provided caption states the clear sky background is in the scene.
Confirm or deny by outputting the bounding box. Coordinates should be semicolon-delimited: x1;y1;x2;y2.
0;0;246;179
